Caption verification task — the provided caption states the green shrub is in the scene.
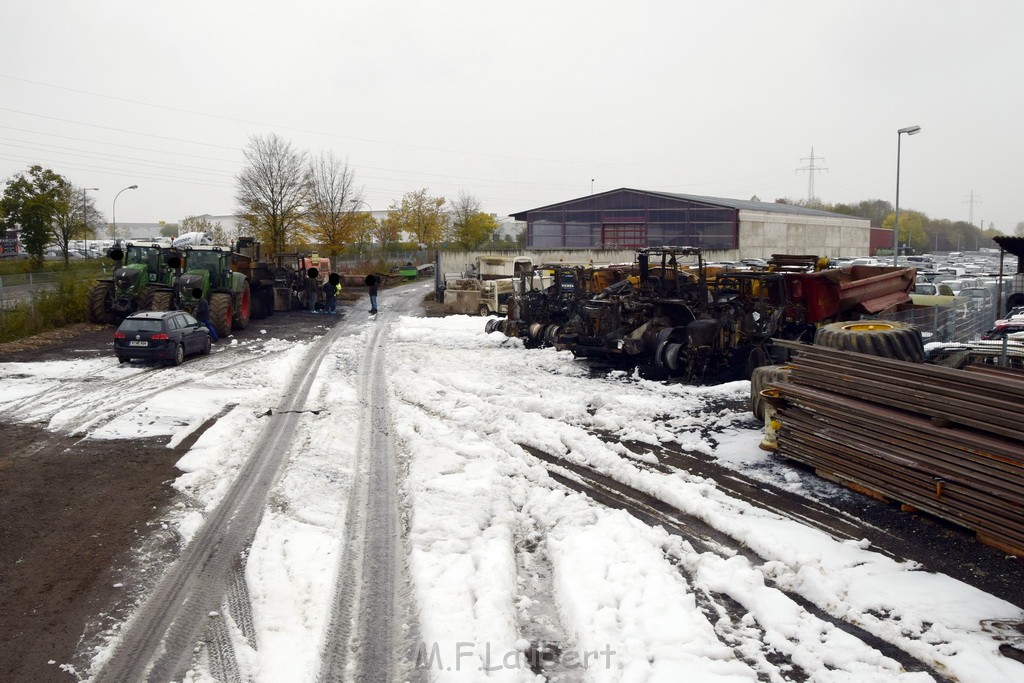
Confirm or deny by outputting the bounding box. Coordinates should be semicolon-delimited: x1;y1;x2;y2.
0;272;93;343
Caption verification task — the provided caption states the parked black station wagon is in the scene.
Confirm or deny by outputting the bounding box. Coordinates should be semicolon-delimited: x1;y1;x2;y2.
114;310;211;365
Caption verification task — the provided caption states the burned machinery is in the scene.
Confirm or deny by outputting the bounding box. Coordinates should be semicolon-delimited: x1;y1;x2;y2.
492;248;916;384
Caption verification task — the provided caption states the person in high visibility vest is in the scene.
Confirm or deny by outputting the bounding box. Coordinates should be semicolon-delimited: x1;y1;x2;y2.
324;273;342;314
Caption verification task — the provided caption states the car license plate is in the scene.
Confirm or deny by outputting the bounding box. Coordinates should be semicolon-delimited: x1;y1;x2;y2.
129;340;149;347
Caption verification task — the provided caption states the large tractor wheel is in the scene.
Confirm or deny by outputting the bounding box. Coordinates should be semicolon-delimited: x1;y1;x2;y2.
750;364;794;421
138;285;159;311
209;293;233;339
813;320;924;363
232;280;251;331
149;290;173;311
87;282;116;324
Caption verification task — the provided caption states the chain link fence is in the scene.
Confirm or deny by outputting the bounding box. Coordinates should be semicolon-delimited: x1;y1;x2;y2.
0;269;106;310
877;297;997;344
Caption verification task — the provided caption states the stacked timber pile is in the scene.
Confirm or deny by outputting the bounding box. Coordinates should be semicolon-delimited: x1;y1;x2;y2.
770;341;1024;555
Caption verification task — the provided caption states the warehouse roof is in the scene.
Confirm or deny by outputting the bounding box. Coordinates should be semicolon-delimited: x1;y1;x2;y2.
511;188;860;220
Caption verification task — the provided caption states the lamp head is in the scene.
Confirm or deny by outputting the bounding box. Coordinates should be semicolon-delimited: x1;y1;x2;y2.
898;125;922;135
129;185;139;189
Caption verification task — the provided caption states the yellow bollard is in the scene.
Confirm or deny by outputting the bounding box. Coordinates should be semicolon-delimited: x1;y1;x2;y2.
758;388;784;452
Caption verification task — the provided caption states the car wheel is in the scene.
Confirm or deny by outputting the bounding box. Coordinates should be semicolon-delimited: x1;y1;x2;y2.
478;304;490;316
201;335;212;355
173;343;185;366
117;355;128;365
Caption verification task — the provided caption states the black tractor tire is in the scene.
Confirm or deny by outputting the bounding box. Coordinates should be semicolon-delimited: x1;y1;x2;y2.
138;285;155;311
172;343;185;366
232;280;251;331
745;345;772;379
813;320;924;363
149;290;173;311
87;282;117;324
209;293;233;339
750;364;794;421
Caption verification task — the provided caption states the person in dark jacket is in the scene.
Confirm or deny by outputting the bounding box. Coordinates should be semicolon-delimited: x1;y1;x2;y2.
324;273;341;314
192;288;218;341
306;272;320;313
366;274;379;314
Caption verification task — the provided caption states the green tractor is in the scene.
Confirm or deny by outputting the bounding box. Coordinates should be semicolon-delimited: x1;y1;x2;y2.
176;245;251;338
87;243;181;324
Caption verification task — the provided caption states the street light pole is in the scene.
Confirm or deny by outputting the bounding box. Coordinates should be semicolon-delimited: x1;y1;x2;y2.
893;125;921;266
82;187;98;258
112;185;139;243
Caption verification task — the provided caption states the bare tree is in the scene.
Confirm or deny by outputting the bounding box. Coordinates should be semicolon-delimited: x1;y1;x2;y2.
235;133;309;255
52;183;101;266
307;151;362;264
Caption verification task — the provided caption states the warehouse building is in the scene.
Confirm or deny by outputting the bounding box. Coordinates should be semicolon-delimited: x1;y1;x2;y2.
510;188;871;259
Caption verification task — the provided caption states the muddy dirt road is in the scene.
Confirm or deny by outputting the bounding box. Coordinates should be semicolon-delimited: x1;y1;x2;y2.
0;309;345;682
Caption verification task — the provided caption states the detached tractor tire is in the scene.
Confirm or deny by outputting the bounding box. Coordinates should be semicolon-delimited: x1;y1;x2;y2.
750;364;794;421
813;320;924;363
232;280;251;331
87;282;116;324
149;290;173;311
209;293;233;339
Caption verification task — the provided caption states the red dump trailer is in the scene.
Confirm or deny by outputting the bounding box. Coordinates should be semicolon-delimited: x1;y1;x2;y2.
785;265;916;325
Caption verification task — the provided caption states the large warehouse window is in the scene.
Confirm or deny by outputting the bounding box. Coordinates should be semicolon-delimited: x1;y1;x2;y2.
519;190;739;250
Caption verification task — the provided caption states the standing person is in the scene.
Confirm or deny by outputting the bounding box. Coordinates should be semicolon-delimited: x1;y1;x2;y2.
366;274;379;314
192;288;218;341
324;273;341;314
306;269;320;313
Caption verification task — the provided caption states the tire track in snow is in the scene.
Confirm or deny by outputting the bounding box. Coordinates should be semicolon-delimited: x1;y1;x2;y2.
526;445;948;682
513;521;583;681
0;339;296;433
319;294;423;683
92;322;347;683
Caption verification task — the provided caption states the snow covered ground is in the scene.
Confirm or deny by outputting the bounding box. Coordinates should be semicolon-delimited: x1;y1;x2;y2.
2;302;1023;682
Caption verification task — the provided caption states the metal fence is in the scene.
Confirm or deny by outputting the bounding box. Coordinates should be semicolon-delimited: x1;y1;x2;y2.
0;269;104;311
878;298;996;343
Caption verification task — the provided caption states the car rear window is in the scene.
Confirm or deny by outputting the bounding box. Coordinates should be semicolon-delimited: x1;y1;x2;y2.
120;319;164;333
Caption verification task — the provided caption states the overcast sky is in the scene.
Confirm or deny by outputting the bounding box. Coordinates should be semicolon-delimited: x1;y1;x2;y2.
1;0;1021;233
